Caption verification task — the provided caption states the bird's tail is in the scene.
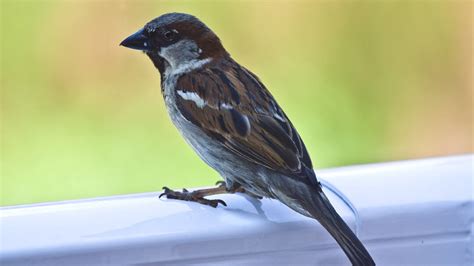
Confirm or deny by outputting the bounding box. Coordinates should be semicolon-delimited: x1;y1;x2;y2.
308;188;375;266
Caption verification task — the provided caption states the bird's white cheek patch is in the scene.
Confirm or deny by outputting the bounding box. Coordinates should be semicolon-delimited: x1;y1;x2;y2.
177;90;207;108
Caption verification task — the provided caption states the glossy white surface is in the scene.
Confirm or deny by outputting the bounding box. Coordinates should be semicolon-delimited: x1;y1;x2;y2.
1;155;472;265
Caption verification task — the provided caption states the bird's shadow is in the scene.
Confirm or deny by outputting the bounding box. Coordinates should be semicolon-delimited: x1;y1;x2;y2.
85;193;299;239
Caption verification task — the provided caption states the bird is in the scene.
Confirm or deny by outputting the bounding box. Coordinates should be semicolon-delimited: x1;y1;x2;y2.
120;12;375;265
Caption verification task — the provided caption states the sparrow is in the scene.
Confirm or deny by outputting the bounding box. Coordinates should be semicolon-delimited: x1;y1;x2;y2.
120;13;375;265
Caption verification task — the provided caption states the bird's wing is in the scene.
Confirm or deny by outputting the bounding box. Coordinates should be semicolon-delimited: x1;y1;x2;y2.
174;62;316;184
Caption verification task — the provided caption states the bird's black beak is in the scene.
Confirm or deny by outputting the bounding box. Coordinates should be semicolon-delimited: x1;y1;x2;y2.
120;28;151;51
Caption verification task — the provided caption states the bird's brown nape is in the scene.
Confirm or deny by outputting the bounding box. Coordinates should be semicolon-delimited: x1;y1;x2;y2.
170;21;228;60
196;31;228;59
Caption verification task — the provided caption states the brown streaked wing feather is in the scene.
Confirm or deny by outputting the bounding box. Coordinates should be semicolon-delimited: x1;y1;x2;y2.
237;66;313;170
174;62;314;180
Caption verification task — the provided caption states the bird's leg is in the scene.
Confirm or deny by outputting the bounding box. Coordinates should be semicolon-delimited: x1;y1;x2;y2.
159;186;228;208
215;180;243;192
215;180;263;199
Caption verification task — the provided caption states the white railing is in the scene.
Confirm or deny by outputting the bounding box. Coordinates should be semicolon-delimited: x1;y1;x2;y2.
0;155;472;265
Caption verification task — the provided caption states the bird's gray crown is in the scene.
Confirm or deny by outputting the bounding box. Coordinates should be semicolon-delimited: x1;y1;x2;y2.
144;13;208;33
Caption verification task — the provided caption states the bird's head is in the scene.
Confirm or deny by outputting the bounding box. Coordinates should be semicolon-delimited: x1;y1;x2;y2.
120;13;227;75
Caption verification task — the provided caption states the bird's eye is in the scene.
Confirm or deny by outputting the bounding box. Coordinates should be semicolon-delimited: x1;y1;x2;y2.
163;30;178;41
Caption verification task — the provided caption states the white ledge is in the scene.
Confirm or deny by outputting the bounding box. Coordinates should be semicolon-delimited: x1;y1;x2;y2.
0;155;472;265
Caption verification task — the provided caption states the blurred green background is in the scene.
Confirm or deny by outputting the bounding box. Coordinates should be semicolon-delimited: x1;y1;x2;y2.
1;1;472;206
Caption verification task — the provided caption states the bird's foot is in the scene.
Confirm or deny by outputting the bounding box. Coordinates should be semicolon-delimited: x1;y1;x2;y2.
159;186;227;208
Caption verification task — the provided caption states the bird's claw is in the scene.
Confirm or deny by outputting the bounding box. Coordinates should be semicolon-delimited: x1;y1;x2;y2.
159;186;227;208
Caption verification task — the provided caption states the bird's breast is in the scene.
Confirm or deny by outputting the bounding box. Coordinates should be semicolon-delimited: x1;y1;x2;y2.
161;76;223;168
160;74;273;198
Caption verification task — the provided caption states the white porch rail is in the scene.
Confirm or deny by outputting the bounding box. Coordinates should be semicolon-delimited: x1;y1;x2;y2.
0;155;472;265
